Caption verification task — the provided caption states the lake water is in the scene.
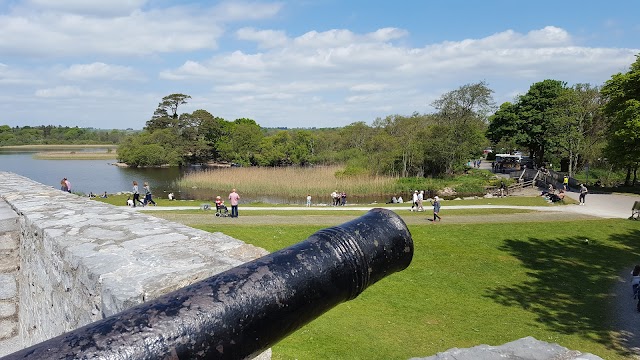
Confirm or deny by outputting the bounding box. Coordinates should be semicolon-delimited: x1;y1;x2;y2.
0;149;208;200
0;149;394;204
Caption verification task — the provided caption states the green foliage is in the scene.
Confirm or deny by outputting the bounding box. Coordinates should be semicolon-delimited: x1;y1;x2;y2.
334;163;369;177
601;54;640;185
117;129;183;167
0;125;128;146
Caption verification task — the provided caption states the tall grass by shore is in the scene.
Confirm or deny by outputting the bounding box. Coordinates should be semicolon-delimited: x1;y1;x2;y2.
177;166;396;198
33;151;118;160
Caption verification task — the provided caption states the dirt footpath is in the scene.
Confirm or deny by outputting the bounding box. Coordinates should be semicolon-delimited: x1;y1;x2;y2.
149;210;599;226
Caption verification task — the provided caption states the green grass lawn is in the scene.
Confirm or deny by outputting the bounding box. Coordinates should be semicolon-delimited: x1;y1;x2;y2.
195;219;640;360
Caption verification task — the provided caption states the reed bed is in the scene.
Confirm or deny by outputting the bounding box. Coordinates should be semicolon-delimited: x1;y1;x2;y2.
32;151;118;160
177;166;396;198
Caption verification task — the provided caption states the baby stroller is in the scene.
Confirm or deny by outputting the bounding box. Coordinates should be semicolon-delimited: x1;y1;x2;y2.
215;197;230;217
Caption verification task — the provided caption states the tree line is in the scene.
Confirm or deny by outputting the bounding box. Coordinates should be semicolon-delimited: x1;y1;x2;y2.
487;54;640;186
0;125;129;145
115;83;493;177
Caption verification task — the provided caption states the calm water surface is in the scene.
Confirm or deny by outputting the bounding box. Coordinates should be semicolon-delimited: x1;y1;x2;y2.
0;149;392;204
0;150;204;199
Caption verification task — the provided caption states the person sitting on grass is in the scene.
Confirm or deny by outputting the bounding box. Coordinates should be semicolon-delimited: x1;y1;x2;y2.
548;190;565;203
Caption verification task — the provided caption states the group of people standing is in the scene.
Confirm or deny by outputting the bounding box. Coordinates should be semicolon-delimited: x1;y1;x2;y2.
330;190;347;206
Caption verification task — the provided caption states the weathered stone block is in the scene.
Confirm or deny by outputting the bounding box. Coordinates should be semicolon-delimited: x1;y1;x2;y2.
0;275;17;300
0;233;19;251
0;302;17;318
0;319;17;340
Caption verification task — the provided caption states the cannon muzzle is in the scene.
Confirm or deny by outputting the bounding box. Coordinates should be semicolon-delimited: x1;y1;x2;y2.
3;208;413;359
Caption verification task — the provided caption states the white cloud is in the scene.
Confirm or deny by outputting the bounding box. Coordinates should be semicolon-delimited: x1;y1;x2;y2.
350;83;386;92
161;26;638;128
24;0;148;16
60;62;139;80
367;27;408;42
34;85;110;98
212;1;283;21
0;1;284;57
0;63;40;85
236;27;288;48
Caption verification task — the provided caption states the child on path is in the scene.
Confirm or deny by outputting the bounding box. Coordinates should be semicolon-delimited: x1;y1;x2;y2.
143;182;156;206
431;196;442;222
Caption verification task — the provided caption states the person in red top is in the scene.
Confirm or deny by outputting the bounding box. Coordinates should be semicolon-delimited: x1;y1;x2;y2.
228;188;240;218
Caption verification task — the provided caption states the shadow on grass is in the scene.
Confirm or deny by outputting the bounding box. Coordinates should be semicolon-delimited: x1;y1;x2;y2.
487;229;640;357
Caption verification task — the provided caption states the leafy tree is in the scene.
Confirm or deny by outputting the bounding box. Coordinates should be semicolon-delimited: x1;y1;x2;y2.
225;118;264;165
431;81;495;123
145;93;192;132
372;114;429;177
428;82;494;175
487;80;567;167
553;84;607;176
601;54;640;185
117;129;183;167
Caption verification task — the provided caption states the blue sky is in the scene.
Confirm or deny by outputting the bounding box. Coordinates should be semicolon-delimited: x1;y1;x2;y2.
0;0;638;130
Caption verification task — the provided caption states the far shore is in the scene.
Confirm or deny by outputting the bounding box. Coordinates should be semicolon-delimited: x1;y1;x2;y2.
1;144;118;150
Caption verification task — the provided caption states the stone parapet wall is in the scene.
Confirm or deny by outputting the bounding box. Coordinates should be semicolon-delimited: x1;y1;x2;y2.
0;199;20;347
0;172;269;357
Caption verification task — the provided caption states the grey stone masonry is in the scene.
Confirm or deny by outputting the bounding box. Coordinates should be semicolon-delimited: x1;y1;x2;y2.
0;172;269;357
409;336;603;360
0;196;20;355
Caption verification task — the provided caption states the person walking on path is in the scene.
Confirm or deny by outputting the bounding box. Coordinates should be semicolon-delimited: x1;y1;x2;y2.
563;175;569;191
431;196;442;222
132;181;145;207
411;190;419;211
417;190;424;212
306;194;311;207
229;188;240;217
64;178;71;193
143;182;157;206
579;183;588;205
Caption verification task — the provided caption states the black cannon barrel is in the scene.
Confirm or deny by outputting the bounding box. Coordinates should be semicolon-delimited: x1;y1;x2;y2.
3;208;413;360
